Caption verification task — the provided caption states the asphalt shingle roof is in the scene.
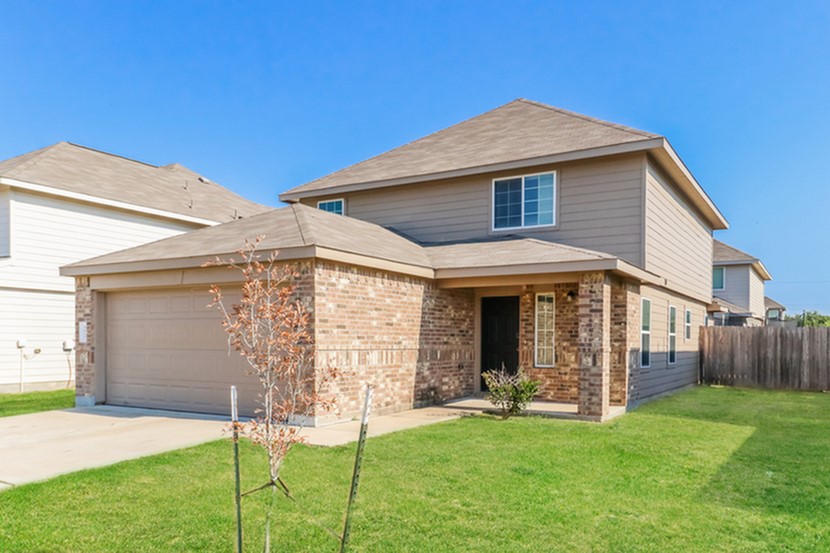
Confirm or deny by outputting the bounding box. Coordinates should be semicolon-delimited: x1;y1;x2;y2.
713;239;758;264
0;142;269;222
281;98;658;198
64;204;619;274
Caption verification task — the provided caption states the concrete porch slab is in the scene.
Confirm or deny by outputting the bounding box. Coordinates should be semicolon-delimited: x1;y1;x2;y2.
443;397;627;422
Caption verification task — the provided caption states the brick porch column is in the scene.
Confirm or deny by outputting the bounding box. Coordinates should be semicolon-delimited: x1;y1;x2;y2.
75;276;98;406
578;271;611;419
610;279;641;407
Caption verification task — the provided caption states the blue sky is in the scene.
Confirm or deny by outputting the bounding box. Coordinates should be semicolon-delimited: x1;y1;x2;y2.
1;1;828;313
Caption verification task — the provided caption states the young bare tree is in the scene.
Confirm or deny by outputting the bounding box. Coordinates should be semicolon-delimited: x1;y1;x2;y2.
207;237;338;551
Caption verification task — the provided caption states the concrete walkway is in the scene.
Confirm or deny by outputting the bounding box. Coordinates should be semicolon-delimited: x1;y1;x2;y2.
0;403;476;490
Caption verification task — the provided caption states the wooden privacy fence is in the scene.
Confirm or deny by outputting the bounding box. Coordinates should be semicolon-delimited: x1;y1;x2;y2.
700;326;830;391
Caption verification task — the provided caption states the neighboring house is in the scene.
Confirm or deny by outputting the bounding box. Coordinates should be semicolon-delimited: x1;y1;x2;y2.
62;99;728;422
0;142;268;392
764;296;788;325
708;239;772;326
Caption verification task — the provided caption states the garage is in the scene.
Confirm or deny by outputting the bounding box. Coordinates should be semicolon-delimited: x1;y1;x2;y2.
104;287;262;416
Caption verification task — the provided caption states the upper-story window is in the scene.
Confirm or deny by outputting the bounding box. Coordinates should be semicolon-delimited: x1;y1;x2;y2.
492;172;556;230
317;199;344;215
712;266;725;290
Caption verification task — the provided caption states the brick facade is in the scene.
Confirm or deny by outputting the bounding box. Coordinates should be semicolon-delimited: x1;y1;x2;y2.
75;258;641;423
314;261;475;419
519;283;580;402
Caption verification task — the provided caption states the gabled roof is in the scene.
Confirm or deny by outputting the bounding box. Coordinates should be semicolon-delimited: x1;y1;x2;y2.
764;296;786;311
279;99;728;230
0;142;268;223
713;239;772;280
61;204;663;286
282;99;656;197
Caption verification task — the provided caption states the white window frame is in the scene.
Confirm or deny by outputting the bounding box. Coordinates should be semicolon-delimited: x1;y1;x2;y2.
534;292;556;368
685;309;692;341
491;171;557;232
317;198;345;215
641;297;651;368
668;305;677;365
713;266;725;291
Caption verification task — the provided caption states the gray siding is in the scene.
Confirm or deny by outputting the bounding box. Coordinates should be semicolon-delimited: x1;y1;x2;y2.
715;264;750;312
748;266;766;319
304;154;646;265
637;285;706;400
644;161;713;302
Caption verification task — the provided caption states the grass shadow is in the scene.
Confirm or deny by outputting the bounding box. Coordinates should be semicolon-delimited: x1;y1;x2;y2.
642;386;830;518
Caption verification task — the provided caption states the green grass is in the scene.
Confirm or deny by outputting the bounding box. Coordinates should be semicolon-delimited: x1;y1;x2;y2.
1;387;829;552
0;389;74;417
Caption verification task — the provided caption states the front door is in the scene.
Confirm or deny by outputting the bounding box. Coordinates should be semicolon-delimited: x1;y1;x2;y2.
480;296;520;391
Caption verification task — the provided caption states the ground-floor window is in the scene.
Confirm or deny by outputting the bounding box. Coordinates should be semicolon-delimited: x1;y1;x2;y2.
535;293;555;367
685;309;692;340
641;298;651;368
668;305;677;365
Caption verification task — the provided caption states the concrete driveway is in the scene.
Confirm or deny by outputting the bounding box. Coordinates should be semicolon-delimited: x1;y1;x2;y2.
0;406;226;490
0;402;476;491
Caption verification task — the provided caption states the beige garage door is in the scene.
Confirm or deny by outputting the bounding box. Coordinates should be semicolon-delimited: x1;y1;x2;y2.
106;287;261;417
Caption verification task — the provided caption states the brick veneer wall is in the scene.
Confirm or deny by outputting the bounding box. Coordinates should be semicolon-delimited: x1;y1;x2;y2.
519;284;580;402
314;261;475;419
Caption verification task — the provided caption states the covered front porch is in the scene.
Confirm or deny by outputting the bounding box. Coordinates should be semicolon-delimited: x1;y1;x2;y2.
429;236;658;421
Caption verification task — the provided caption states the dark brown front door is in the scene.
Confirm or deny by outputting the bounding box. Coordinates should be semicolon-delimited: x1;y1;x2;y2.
480;296;520;390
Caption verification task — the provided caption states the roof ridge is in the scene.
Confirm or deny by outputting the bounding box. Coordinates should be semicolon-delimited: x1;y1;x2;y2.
63;141;160;168
291;204;311;246
516;99;657;138
283;99;525;197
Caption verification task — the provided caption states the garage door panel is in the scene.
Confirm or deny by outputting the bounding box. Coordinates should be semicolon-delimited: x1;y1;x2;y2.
106;287;261;416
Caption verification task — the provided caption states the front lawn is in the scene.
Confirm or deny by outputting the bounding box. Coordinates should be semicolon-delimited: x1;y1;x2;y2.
0;389;74;417
1;387;828;552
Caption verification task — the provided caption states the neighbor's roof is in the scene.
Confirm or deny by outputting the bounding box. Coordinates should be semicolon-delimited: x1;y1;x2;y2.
711;296;753;315
279;99;728;230
61;204;664;286
713;239;772;280
764;296;786;311
0;142;268;223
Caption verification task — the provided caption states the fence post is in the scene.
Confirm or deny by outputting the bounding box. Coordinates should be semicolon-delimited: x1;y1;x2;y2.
340;384;373;553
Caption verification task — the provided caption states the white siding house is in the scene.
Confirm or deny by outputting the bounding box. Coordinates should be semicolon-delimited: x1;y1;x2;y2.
0;142;268;392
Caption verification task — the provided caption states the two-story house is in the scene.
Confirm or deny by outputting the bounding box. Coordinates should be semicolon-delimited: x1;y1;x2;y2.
0;142;267;392
61;99;728;422
707;240;774;326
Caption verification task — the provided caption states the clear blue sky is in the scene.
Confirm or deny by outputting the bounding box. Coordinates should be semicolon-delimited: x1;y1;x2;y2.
1;1;828;313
